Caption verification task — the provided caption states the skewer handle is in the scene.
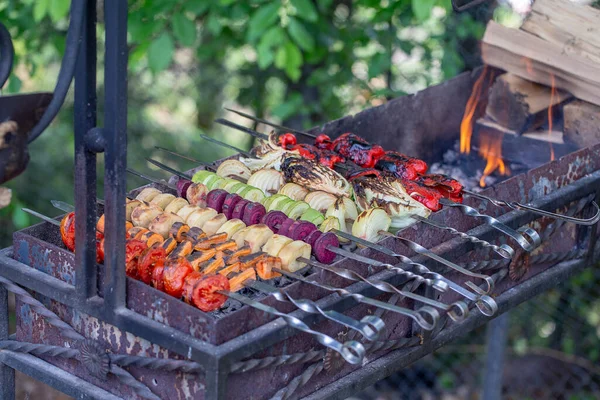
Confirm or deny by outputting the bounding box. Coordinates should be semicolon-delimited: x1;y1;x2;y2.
463;190;600;226
439;199;541;252
247;280;384;341
411;215;514;259
222;290;365;364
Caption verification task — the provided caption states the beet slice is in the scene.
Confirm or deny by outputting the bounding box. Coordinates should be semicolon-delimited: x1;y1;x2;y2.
222;193;243;219
314;232;339;264
289;220;318;241
304;230;322;248
261;211;287;233
232;199;251;220
242;202;267;226
177;179;193;198
206;189;228;213
277;218;296;238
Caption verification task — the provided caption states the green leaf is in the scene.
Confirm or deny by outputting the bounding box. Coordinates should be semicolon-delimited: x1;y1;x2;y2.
291;0;318;22
275;41;302;81
172;13;196;47
247;2;280;42
48;0;70;22
147;33;174;73
287;18;314;52
183;1;210;15
7;76;22;93
33;0;49;22
412;0;435;21
206;13;223;35
261;26;286;48
272;93;304;120
257;42;274;69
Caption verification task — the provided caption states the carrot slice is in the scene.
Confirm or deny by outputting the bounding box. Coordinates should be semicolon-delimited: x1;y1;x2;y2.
256;256;282;280
140;231;164;248
188;249;217;271
168;240;194;259
239;252;267;271
161;237;178;255
229;269;256;292
186;227;207;242
129;227;149;240
194;232;228;250
224;246;252;265
214;240;238;252
218;262;241;278
200;258;226;275
169;222;190;242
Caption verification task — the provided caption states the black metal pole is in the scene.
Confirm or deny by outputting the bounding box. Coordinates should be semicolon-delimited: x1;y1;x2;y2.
0;285;15;400
103;0;128;311
74;0;98;301
481;312;510;400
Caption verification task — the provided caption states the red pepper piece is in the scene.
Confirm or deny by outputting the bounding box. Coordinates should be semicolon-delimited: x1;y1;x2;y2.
278;133;297;149
314;134;332;150
401;180;443;211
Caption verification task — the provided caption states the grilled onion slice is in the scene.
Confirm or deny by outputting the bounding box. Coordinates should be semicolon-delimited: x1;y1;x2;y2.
352;208;391;243
216;159;252;181
281;155;352;197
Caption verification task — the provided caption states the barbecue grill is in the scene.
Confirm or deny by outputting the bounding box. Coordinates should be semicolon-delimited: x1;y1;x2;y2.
1;2;599;400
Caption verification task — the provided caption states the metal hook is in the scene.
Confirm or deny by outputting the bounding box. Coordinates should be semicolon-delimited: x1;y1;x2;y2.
246;280;384;341
222;290;365;364
463;190;600;226
378;231;495;295
439;199;542;252
302;257;467;323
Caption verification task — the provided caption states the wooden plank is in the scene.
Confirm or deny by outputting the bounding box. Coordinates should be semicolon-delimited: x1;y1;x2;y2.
481;21;600;107
485;73;571;133
563;100;600;148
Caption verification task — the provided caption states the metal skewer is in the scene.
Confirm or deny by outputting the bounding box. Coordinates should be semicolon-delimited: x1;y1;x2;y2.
274;267;444;331
327;245;447;292
462;189;600;226
224;108;318;139
146;158;194;181
197;131;253;157
215;118;269;141
220;289;365;364
127;168;176;189
22;208;61;227
410;215;514;259
298;257;466;323
438;199;541;252
245;280;385;341
329;232;498;316
154;146;217;171
376;230;495;295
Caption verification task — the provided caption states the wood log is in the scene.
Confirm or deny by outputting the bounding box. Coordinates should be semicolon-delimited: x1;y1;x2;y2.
485;73;571;134
481;21;600;107
563;100;600;148
521;0;600;65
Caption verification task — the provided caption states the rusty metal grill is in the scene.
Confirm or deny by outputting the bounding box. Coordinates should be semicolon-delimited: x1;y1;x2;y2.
1;2;599;400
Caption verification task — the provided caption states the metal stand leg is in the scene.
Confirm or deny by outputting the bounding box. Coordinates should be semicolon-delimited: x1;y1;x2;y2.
481;312;510;400
0;285;16;399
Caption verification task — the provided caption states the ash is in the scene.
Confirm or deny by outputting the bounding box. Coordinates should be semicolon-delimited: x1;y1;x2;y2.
428;141;518;191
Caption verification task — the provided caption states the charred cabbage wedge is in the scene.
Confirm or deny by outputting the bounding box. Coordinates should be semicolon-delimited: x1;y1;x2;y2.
352;208;391;243
281;155;352;198
352;176;430;229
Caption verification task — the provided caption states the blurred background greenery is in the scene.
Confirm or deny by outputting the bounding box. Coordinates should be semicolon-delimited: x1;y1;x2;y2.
0;0;497;246
2;2;600;399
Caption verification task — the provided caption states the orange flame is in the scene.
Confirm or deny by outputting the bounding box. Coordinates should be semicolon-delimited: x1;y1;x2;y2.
460;66;488;154
548;74;556;161
478;131;510;187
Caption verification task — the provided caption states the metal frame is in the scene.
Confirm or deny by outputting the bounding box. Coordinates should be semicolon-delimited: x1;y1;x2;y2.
1;1;600;399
